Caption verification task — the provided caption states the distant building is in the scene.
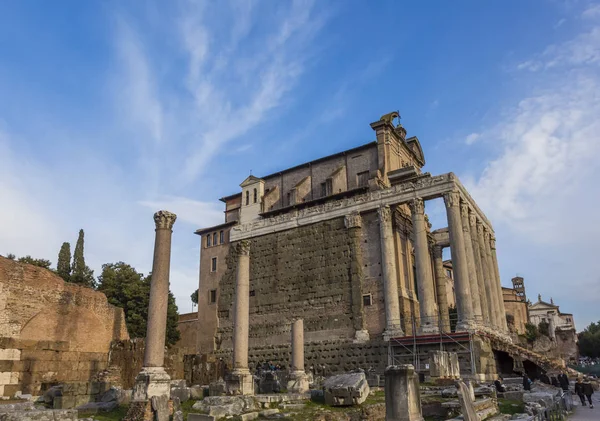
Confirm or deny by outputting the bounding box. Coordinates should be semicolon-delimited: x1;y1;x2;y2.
502;276;528;335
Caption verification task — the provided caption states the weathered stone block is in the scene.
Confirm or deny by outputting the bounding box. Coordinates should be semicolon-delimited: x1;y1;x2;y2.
322;372;370;406
188;415;216;421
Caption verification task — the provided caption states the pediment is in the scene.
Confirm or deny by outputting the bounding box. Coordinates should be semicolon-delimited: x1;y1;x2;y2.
240;175;263;187
406;136;425;166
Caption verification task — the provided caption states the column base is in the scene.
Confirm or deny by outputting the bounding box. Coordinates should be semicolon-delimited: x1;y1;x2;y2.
419;324;440;335
225;369;255;396
287;371;309;393
383;328;405;341
353;329;370;343
456;319;476;332
132;366;171;401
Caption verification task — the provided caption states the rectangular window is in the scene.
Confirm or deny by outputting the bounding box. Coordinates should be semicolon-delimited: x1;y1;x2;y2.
206;235;211;247
357;171;369;187
321;179;333;197
320;182;327;197
446;269;452;278
219;230;224;244
209;289;217;304
362;294;372;306
212;232;217;246
211;257;217;272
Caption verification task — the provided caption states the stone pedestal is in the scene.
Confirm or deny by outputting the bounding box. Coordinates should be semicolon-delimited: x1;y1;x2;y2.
133;367;172;402
385;364;424;421
225;370;254;396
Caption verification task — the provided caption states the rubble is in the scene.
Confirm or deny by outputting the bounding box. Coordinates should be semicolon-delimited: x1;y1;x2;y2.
322;372;370;406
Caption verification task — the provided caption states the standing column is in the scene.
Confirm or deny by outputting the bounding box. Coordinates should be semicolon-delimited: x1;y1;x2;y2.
379;205;404;340
227;240;254;395
469;211;489;328
477;223;499;329
460;201;483;325
432;245;451;333
287;319;309;393
443;191;474;331
489;234;509;333
133;210;176;402
345;213;369;342
410;198;438;334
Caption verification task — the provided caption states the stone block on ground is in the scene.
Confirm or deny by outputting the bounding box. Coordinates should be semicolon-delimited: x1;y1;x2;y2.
0;409;78;420
192;395;259;417
76;400;119;414
259;372;281;394
522;391;556;408
170;386;191;402
241;412;259;421
322;372;370;406
151;394;170;421
208;378;226;396
190;385;205;399
188;414;216;421
456;381;478;421
259;409;280;417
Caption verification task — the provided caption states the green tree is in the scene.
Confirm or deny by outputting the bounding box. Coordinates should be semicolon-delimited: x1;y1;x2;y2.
578;321;600;358
191;289;198;305
71;229;95;288
524;322;539;342
17;255;52;269
57;242;72;282
538;321;550;337
97;262;180;346
5;253;15;260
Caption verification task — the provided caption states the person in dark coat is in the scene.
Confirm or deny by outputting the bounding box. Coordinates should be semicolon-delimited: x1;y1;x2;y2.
558;372;570;391
494;376;506;393
551;376;560;388
575;377;587;406
582;377;595;408
523;373;532;391
540;372;550;384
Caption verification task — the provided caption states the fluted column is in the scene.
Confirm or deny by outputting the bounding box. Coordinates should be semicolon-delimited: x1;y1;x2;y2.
144;210;177;367
489;234;509;332
432;245;451;333
477;223;499;329
232;240;251;373
410;198;438;333
469;210;490;327
379;205;404;339
443;191;474;331
460;201;483;325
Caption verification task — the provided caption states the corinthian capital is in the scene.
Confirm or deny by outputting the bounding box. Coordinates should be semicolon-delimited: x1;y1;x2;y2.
409;197;425;215
154;210;177;230
490;235;497;250
236;240;251;256
468;210;477;228
476;220;484;235
378;205;392;223
344;212;362;229
443;190;460;209
432;245;443;259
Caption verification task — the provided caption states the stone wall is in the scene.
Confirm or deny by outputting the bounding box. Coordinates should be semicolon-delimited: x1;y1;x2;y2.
217;217;376;348
0;257;129;397
175;312;198;354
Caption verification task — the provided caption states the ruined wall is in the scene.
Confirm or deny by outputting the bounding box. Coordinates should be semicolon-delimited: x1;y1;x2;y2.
502;288;528;335
175;312;198;354
217;217;384;348
0;257;129;396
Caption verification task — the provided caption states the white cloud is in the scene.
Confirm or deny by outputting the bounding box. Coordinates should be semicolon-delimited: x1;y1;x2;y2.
465;132;480;145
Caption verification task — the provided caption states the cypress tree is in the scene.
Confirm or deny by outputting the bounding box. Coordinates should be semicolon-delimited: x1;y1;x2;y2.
57;242;71;281
71;229;95;287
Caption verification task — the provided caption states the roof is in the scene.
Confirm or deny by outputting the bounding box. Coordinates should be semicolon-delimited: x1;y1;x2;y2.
194;221;237;236
219;192;242;203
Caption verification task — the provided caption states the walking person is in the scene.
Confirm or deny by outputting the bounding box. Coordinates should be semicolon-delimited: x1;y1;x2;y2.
582;376;595;409
523;373;532;392
558;371;570;392
575;377;587;406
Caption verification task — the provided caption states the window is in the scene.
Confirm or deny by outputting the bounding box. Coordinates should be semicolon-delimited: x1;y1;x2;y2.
219;230;224;244
446;269;452;278
320;182;327;197
320;179;332;197
209;289;217;304
357;171;369;187
211;257;217;272
362;294;372;306
212;232;217;246
287;192;292;206
253;188;257;203
245;190;249;206
207;234;211;247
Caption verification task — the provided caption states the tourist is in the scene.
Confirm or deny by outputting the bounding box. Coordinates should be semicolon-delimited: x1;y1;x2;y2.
523;373;532;391
582;376;595;409
540;371;550;384
558;371;570;391
494;376;506;393
551;375;560;388
575;377;587;406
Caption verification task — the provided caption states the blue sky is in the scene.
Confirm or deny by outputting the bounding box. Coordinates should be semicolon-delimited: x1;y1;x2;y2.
1;1;599;330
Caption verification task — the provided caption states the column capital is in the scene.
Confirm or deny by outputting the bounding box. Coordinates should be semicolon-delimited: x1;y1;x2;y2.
344;212;362;229
235;240;251;256
409;197;425;215
483;230;491;242
476;220;484;235
154;210;177;230
468;210;477;228
490;235;497;250
432;244;443;259
378;205;393;223
443;190;460;208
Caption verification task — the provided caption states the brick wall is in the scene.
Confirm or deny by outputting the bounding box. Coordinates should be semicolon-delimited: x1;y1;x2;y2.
0;257;129;397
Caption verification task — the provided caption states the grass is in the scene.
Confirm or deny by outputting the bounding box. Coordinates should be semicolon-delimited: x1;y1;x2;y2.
82;405;129;421
497;398;525;415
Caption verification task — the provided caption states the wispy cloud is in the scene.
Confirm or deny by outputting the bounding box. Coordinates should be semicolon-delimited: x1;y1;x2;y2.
465;132;480;145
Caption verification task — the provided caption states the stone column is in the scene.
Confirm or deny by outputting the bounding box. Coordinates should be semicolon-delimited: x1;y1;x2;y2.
287;319;309;393
489;234;509;332
410;198;438;334
133;210;176;402
227;240;254;395
469;210;489;328
345;213;369;342
432;245;451;333
443;191;474;331
385;364;424;421
476;221;499;329
379;205;404;340
460;201;483;325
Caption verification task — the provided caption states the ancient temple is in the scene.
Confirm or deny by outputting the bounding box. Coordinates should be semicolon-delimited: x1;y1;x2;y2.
193;112;513;380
